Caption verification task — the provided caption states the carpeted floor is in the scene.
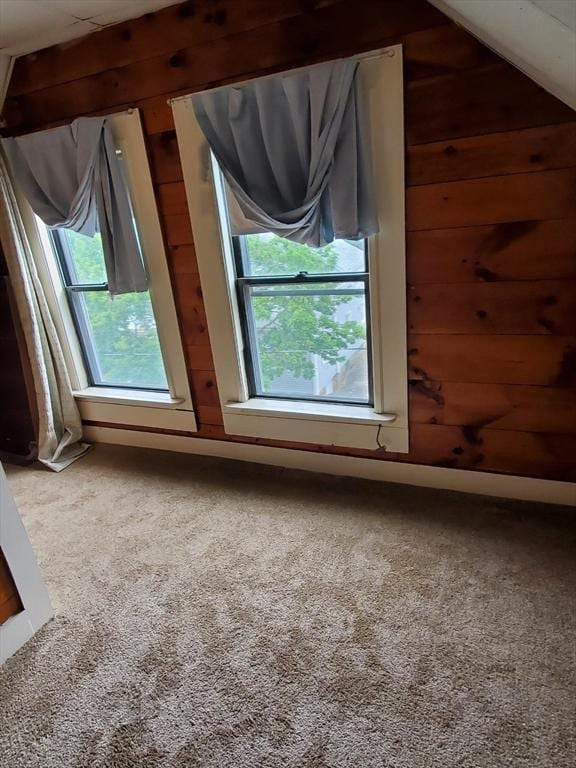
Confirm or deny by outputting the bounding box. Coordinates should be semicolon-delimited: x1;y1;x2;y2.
1;445;575;768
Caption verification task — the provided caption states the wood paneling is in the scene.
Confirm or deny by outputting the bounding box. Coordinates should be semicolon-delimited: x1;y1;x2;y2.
185;345;214;371
408;335;576;386
406;62;575;146
409;382;576;433
408;281;576;335
407;168;576;231
4;0;575;482
3;0;445;131
0;272;36;459
407;123;576;186
406;221;576;284
9;0;339;97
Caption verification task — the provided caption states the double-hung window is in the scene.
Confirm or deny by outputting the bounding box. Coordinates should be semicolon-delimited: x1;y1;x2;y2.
19;110;196;432
173;45;407;452
50;228;168;392
233;234;373;405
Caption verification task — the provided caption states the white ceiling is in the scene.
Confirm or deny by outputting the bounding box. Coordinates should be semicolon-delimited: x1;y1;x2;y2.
0;0;181;56
532;0;576;32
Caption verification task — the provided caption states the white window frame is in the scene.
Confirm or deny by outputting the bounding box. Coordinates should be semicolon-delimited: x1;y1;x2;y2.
172;45;407;452
18;109;197;432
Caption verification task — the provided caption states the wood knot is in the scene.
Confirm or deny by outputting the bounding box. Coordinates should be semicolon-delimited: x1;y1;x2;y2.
179;1;196;18
474;266;498;282
169;53;184;68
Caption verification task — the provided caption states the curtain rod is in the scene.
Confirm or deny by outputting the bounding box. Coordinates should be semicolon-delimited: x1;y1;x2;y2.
167;45;398;106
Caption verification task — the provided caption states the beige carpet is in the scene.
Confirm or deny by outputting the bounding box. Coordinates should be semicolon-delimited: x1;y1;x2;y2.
1;445;575;768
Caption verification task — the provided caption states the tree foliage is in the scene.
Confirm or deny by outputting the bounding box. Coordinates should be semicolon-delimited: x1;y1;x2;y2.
245;235;365;386
66;231;365;392
65;231;167;389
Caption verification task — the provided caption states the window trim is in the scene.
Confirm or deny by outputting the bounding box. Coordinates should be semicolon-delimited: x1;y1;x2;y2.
18;109;197;432
172;45;407;452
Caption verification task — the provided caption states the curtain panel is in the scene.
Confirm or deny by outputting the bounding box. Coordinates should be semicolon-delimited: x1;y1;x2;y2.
1;117;146;295
0;155;90;471
192;58;378;248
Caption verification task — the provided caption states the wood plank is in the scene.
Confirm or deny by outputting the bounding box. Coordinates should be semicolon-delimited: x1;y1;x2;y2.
408;280;576;335
3;0;446;131
406;220;576;284
171;273;210;347
407;123;576;186
406;62;575;146
185;345;214;370
402;23;497;81
148;130;183;185
197;405;224;426
8;0;347;97
407;423;576;480
163;214;194;247
168;245;198;275
408;335;576;386
409;381;576;433
191;370;221;407
157;182;189;217
406;169;576;231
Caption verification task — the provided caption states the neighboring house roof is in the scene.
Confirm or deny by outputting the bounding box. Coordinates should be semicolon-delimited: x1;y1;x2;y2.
429;0;576;110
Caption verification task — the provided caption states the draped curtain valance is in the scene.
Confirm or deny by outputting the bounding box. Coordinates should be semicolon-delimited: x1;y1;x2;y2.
1;116;146;295
192;58;378;248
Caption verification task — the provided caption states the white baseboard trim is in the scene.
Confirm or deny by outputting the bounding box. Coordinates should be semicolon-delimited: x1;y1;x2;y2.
83;426;576;507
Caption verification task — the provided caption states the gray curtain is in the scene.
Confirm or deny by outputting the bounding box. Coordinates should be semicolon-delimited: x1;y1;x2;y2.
0;155;90;471
1;117;146;295
192;59;378;248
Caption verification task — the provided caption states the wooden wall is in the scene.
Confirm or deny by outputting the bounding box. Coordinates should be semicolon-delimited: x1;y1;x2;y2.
0;245;37;461
0;549;22;625
3;0;576;481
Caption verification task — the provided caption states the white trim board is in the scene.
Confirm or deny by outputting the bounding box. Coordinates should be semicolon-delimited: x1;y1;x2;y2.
84;426;576;507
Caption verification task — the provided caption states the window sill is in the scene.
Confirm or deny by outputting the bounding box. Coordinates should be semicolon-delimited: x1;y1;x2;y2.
73;387;185;408
73;387;197;432
222;398;408;453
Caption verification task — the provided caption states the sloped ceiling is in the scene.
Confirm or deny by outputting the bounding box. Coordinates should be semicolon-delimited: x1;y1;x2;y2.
0;0;180;56
532;0;576;32
430;0;576;110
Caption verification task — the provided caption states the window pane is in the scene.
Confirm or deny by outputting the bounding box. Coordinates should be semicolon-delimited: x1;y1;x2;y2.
73;291;168;390
247;281;370;403
241;234;366;277
60;229;107;285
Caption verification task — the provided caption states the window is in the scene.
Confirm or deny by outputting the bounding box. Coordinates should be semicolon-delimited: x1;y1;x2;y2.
51;228;169;391
233;234;372;405
173;45;407;451
20;110;196;432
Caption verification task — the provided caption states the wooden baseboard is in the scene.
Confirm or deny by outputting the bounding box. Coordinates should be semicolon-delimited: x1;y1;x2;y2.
84;426;575;507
